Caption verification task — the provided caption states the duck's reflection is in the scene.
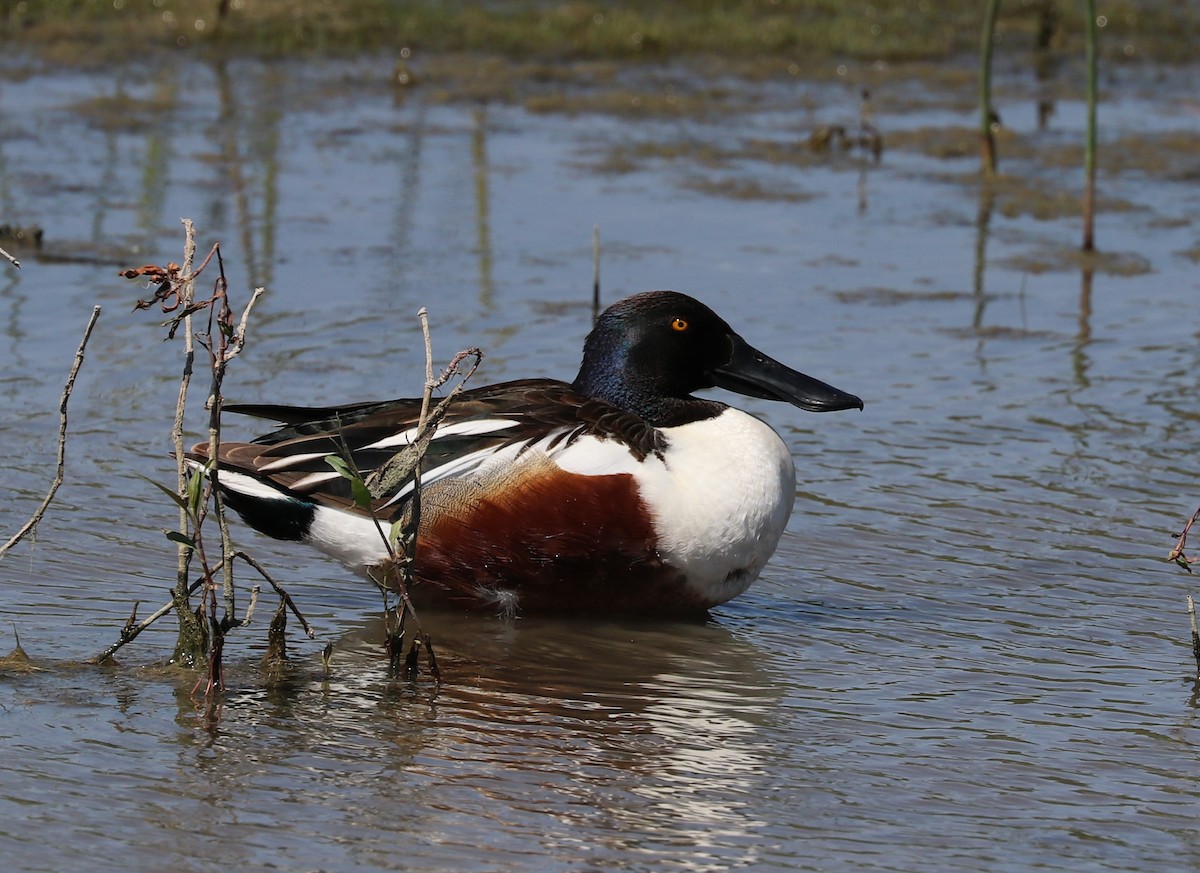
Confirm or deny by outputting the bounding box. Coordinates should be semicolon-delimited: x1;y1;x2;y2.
191;610;783;861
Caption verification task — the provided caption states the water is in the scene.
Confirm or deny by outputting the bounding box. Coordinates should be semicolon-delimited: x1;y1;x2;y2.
2;52;1200;871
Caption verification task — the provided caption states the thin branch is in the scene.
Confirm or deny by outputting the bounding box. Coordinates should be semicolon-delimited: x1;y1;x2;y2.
592;224;601;325
91;575;206;664
978;0;1001;175
240;585;261;628
229;287;265;363
0;306;101;559
1188;594;1200;677
1167;504;1200;571
204;281;262;604
0;243;19;270
418;307;435;426
171;220;200;647
1082;0;1098;252
233;550;316;639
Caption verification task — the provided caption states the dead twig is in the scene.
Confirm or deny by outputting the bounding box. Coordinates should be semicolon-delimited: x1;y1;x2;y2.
0;243;19;270
233;550;315;639
192;243;265;630
91;575;206;664
374;312;480;678
592;224;601;326
116;220;298;696
979;0;1001;175
1167;504;1200;572
1188;595;1200;678
0;306;101;559
1082;0;1098;252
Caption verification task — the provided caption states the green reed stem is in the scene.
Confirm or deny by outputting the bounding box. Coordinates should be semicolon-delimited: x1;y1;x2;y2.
1082;0;1098;251
979;0;1001;175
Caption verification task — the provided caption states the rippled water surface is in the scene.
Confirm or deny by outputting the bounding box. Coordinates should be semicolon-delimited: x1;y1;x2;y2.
2;53;1200;872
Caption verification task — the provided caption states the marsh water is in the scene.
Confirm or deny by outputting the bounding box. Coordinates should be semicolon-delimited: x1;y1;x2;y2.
2;49;1200;872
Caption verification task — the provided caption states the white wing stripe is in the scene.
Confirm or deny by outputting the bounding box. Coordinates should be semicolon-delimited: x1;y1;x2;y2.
258;451;333;473
363;418;520;451
211;468;292;501
289;471;344;492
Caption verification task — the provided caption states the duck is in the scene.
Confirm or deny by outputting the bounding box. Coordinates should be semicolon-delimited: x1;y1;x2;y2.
188;290;862;617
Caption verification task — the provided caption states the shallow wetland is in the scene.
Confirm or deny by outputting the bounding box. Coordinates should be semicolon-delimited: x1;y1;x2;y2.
2;5;1200;871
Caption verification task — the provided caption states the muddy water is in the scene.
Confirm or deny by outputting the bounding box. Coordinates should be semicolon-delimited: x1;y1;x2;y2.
2;53;1200;871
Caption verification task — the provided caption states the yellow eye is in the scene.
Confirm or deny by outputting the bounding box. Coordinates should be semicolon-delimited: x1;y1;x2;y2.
671;317;689;332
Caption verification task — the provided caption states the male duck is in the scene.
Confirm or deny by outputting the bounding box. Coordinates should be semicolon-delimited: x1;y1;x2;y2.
189;290;862;616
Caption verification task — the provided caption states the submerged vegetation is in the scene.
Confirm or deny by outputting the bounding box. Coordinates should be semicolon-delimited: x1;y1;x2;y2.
0;220;453;700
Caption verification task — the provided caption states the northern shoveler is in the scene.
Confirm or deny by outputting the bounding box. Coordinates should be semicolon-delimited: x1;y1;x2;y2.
188;290;862;617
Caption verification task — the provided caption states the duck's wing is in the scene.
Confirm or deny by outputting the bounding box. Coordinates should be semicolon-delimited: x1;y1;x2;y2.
189;378;661;518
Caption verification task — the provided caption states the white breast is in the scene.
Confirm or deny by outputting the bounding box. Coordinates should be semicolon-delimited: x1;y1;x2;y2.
555;408;796;606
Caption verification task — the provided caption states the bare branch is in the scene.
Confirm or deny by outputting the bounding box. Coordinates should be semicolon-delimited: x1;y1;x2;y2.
0;305;101;559
0;243;19;270
1188;595;1200;677
226;287;265;364
91;575;206;664
1168;504;1200;572
233;551;316;639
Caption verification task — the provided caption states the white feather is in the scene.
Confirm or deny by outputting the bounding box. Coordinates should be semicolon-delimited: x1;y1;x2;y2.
258;450;331;473
363;417;519;451
288;471;344;491
208;467;293;501
556;409;794;605
306;506;390;573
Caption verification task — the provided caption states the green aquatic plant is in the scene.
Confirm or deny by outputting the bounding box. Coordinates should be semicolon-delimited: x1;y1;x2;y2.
979;0;1001;175
1082;0;1098;252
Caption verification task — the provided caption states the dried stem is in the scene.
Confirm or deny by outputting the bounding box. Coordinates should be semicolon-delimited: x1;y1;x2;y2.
381;308;437;671
339;310;480;679
119;221;286;690
592;224;601;325
170;219;204;664
1082;0;1098;252
233;550;315;639
195;245;265;628
91;575;206;664
409;308;437;557
200;246;239;623
979;0;1001;176
0;243;19;270
1167;504;1200;571
0;306;101;559
1188;595;1200;678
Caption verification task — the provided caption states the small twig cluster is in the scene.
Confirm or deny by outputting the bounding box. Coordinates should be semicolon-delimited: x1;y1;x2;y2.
327;309;482;680
1167;505;1200;678
98;220;303;700
102;221;474;694
1167;505;1200;573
